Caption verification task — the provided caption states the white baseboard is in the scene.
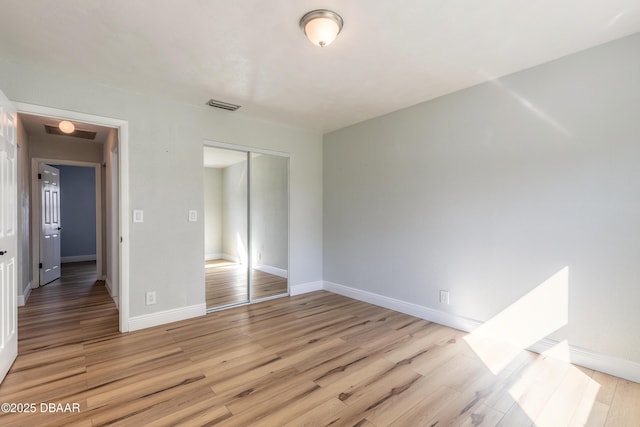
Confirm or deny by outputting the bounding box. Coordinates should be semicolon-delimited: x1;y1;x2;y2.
18;281;32;307
222;253;239;263
290;280;324;296
205;253;222;261
323;281;481;332
128;303;206;332
530;339;640;384
254;264;288;279
322;281;640;384
61;255;96;263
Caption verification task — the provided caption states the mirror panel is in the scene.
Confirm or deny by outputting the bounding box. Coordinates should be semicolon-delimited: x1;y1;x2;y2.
203;147;249;309
250;153;289;300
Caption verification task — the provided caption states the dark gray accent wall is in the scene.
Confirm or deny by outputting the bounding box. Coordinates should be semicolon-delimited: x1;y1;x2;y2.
57;165;96;259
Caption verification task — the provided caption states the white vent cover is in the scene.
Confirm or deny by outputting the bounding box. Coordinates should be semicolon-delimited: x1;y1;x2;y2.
206;99;241;111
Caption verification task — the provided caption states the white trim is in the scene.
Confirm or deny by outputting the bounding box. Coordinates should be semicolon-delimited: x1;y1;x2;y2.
322;281;640;384
128;304;206;332
203;139;290;159
530;339;640;384
290;281;323;296
118;122;130;332
205;253;222;261
254;264;288;279
323;281;481;332
14;102;130;333
18;282;32;307
61;255;96;263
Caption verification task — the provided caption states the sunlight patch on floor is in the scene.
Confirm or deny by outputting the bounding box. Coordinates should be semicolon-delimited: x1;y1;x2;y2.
464;267;568;374
462;266;602;425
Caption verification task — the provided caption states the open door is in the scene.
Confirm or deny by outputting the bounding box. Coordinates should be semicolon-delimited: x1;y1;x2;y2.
39;164;62;285
0;89;18;383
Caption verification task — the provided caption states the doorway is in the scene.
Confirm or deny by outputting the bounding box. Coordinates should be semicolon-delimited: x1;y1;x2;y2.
34;161;101;287
203;143;290;311
14;104;130;332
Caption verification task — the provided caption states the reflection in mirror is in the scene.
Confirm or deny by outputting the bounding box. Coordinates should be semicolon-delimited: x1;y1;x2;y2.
203;147;249;309
250;153;289;299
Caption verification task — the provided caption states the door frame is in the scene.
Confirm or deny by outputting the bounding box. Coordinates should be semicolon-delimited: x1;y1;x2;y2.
31;159;102;286
15;102;130;333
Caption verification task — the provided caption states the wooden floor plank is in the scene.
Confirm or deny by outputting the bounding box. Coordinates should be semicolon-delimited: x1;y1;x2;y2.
604;380;640;427
0;261;638;426
205;259;287;308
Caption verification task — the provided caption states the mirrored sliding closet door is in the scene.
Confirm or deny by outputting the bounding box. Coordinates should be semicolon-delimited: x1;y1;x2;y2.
203;145;289;311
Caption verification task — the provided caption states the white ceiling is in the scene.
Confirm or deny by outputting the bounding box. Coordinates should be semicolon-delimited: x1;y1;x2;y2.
1;1;639;133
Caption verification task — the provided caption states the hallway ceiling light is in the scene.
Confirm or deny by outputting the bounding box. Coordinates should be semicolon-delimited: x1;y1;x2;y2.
58;120;75;134
299;9;343;47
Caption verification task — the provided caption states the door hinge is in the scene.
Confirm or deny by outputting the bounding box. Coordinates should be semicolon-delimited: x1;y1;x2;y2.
39;263;43;269
38;173;42;180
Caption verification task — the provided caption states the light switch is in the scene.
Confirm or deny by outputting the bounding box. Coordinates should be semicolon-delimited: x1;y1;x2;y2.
133;210;144;223
188;210;197;222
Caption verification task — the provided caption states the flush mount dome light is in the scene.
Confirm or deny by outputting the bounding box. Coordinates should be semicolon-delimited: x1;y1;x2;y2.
299;9;343;47
58;120;75;134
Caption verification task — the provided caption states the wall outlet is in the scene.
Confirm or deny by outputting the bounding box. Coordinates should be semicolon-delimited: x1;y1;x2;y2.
188;210;197;222
145;291;156;305
440;290;450;305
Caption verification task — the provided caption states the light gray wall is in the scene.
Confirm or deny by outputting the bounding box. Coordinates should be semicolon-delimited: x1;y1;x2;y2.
56;165;96;259
204;167;223;258
29;136;104;164
222;161;248;262
251;154;288;270
324;34;640;363
0;56;323;317
16;116;30;296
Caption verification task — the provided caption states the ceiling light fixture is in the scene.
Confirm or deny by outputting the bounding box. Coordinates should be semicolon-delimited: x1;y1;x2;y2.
299;9;343;47
58;120;75;134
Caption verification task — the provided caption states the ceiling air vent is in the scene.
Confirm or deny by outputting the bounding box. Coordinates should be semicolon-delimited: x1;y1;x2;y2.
44;125;97;140
206;98;241;111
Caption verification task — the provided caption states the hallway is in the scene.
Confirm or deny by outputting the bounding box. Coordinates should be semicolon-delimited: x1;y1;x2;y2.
18;262;119;353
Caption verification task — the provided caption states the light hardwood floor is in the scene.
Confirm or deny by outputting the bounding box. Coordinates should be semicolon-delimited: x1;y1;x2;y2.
205;259;287;309
0;263;639;426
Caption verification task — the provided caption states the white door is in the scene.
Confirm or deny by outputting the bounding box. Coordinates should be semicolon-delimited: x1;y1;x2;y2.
39;164;61;285
0;89;18;383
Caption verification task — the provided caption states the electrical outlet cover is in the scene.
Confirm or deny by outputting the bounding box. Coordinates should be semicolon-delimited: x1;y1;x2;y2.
133;210;144;223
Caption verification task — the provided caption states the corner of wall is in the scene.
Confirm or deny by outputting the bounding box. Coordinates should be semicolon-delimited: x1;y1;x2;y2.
18;282;32;307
